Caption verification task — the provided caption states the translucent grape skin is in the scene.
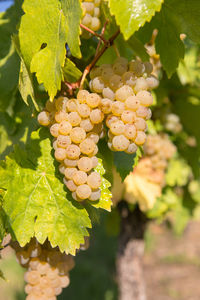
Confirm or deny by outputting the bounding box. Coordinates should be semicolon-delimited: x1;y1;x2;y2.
112;135;130;151
78;157;93;172
37;89;105;204
87;172;101;189
88;57;157;152
11;239;75;300
76;184;92;200
72;170;88;185
37;111;51;126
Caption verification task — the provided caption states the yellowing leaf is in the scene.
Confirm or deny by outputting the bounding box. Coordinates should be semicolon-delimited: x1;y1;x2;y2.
124;173;161;211
109;0;163;40
0;128;91;254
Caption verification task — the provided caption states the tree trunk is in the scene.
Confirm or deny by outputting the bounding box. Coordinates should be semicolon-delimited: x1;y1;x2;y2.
116;203;147;300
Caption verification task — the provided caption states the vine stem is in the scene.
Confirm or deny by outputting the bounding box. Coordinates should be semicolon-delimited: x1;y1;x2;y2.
112;43;120;57
80;29;120;88
95;20;109;56
80;23;109;45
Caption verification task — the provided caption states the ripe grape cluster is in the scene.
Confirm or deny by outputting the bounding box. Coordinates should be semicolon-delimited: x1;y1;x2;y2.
89;57;159;153
38;91;104;202
81;0;101;38
136;134;176;186
11;238;74;300
165;113;182;133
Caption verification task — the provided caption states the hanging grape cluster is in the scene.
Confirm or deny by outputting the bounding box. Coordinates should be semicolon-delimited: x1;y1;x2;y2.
136;134;177;186
81;0;101;38
11;239;75;300
165;113;182;133
38;90;105;202
112;134;177;211
89;57;159;153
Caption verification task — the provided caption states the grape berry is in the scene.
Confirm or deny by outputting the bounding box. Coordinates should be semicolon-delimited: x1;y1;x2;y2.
38;91;104;202
89;57;158;153
11;239;74;300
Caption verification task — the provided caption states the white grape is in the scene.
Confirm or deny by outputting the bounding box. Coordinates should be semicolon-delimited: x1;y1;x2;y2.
64;168;77;180
78;157;93;172
66;145;80;160
70;127;86;144
112;135;130;151
80;138;96;155
73;170;87;185
87;172;101;189
37;111;51;126
76;184;92;199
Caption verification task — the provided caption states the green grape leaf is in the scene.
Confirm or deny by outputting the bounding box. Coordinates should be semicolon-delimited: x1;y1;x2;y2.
146;199;168;219
18;59;39;110
172;90;200;177
61;0;82;58
172;204;190;235
98;139;113;184
13;35;38;110
0;128;91;254
108;0;163;40
19;0;82;100
177;42;200;86
127;35;149;61
153;1;185;77
0;43;19;111
166;158;191;187
87;159;112;212
0;190;7;243
0;1;23;111
146;189;178;219
0;102;38;160
189;180;200;203
100;1;117;38
113;150;141;181
19;0;67;100
63;58;82;83
0;112;16;160
137;0;200;77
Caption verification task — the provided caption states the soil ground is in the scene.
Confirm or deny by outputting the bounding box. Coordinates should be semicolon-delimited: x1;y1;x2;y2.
144;221;200;300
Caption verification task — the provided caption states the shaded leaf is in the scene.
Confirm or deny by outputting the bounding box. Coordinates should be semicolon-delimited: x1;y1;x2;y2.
63;58;82;83
127;35;149;61
0;1;23;110
137;0;200;76
113;151;137;181
13;35;38;110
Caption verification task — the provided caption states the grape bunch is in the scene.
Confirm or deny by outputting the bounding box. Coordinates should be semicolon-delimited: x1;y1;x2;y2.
165;113;182;133
11;238;75;300
137;134;177;186
81;0;101;38
89;57;159;153
38;90;104;202
116;134;177;211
